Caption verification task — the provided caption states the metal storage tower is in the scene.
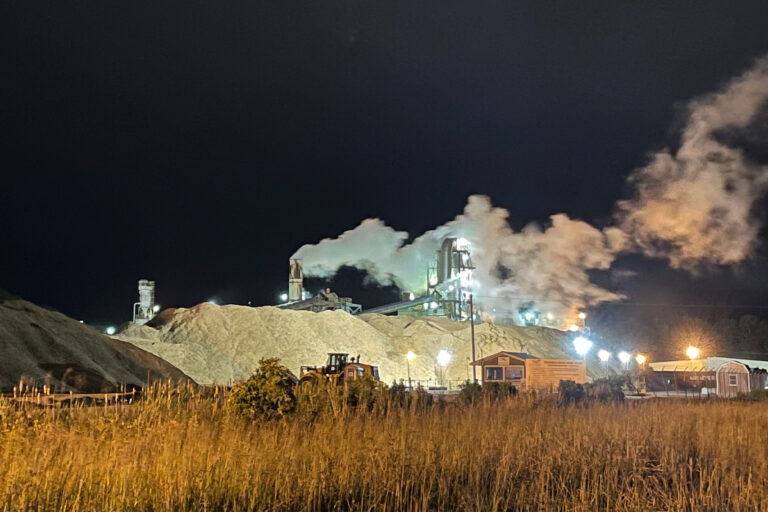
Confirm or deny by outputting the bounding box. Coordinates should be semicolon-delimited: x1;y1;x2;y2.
133;279;156;325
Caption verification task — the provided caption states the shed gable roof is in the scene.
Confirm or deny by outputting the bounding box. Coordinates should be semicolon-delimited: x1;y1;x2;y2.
471;351;538;366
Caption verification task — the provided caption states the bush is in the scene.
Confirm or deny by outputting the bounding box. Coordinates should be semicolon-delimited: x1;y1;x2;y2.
558;380;585;406
737;389;768;402
458;381;483;405
483;381;518;401
458;381;517;406
345;374;380;410
228;358;297;420
585;376;626;403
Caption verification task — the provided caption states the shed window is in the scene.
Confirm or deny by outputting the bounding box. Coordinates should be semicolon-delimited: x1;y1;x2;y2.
729;374;738;386
485;367;503;381
505;367;523;380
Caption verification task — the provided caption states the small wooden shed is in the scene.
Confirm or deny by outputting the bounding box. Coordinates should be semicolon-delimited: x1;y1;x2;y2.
471;351;586;391
715;360;750;398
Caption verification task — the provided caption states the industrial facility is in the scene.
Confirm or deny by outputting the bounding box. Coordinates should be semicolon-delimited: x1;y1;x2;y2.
132;279;158;325
276;238;479;319
278;237;587;333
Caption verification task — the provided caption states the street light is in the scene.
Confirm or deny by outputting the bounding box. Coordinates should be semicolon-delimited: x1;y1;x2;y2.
406;350;415;389
105;326;116;335
573;336;592;358
153;304;161;313
635;354;647;365
597;349;610;362
578;311;587;320
686;345;700;360
279;293;288;302
437;350;451;387
618;351;631;370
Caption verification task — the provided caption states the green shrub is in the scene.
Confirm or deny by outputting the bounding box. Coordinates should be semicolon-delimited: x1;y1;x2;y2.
585;376;626;403
458;381;517;406
228;358;297;420
483;381;518;401
458;381;483;405
558;380;585;406
345;374;379;410
737;388;768;402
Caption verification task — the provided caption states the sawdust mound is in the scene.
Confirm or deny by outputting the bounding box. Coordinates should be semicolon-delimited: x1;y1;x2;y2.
116;303;589;385
0;295;191;392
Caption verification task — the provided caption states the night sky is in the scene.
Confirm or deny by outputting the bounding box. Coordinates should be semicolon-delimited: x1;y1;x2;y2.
3;1;768;325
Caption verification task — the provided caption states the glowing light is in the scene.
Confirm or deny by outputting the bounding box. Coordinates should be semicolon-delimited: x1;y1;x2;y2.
686;346;700;360
408;292;415;301
524;312;534;321
430;301;438;310
437;350;452;367
105;326;116;335
618;351;631;364
406;350;416;361
546;312;554;321
153;304;161;313
456;237;470;249
279;293;288;302
569;324;579;332
635;354;647;365
429;275;438;286
573;336;592;356
448;285;455;292
207;299;218;305
578;311;587;320
423;303;429;310
598;349;610;362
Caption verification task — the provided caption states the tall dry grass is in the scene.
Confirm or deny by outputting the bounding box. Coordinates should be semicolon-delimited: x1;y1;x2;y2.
1;383;767;511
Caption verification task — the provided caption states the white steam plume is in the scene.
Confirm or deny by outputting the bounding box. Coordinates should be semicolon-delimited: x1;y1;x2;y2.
618;57;768;269
293;56;768;315
293;195;624;313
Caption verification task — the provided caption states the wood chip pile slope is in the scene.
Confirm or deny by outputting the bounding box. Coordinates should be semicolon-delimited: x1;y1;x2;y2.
116;303;605;385
0;296;191;392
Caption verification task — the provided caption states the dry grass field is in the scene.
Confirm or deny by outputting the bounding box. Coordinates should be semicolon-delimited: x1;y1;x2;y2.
1;383;767;511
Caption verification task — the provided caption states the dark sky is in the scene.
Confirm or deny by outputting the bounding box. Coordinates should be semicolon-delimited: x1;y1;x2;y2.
2;1;768;324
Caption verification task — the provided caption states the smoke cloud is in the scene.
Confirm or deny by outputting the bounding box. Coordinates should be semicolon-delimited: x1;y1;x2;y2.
292;56;768;314
618;57;768;269
293;195;624;313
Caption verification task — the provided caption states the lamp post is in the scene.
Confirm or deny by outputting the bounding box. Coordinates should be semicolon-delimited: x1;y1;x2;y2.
469;294;476;382
618;351;631;370
573;336;592;360
437;350;451;387
406;350;415;389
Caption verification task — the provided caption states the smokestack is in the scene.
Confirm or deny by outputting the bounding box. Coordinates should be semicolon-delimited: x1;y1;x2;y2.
289;259;303;301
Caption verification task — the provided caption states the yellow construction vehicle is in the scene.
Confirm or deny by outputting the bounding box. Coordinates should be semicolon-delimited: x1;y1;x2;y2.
299;353;380;387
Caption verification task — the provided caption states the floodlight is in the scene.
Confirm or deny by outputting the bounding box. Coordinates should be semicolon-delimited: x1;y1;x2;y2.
437;350;452;367
573;336;592;356
598;349;610;362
